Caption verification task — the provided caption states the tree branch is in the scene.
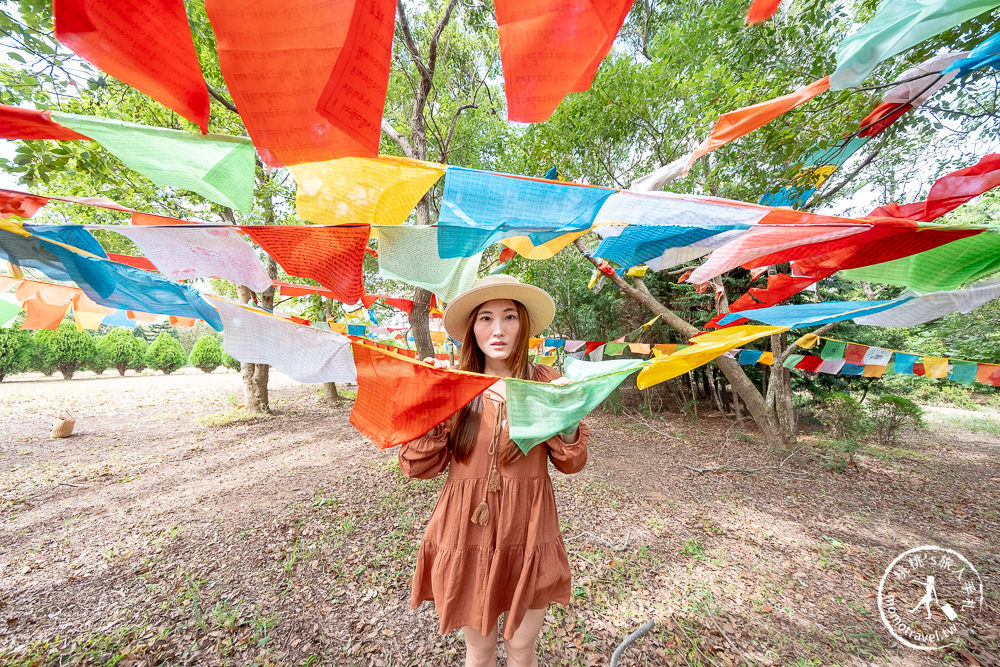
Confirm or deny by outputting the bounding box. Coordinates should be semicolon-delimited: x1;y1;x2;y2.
804;145;882;211
381;118;415;158
207;84;238;114
395;0;432;84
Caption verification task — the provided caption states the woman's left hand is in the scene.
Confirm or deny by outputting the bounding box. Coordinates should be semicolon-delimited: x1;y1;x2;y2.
550;376;572;386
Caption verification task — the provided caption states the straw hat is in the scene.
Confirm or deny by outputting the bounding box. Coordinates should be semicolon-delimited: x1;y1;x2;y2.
443;275;555;340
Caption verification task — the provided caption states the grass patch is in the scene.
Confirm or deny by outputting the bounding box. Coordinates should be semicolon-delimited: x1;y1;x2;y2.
937;413;1000;437
198;409;272;427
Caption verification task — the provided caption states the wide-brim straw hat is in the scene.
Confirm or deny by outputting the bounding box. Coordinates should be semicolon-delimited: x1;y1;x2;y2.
443;275;555;340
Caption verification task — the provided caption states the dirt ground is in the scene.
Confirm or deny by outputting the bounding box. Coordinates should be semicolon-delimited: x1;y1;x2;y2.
1;370;998;666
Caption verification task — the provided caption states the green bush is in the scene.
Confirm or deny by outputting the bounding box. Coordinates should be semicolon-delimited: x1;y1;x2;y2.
818;439;862;473
145;332;186;375
188;334;223;373
867;395;924;446
41;322;99;380
939;386;978;411
97;328;147;376
30;329;57;375
0;324;32;381
86;343;110;375
813;392;870;440
133;336;149;372
222;350;241;371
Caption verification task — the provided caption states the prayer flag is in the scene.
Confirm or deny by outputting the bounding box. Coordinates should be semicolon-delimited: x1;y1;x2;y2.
746;0;782;24
922;356;949;379
738;349;764;365
862;364;888;378
782;353;804;369
206;0;396;166
794;355;823;372
944;31;1000;77
349;341;498;449
376;225;481;302
976;363;1000;386
949;360;977;384
604;342;628;356
841;363;864;376
54;0;209;132
894;353;918;375
721;297;908;329
0;105;87;140
818;359;846;374
820;340;846;361
854;280;1000;327
863;347;893;366
0;190;50;219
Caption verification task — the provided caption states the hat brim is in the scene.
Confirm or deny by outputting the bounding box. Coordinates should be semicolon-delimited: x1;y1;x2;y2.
443;282;555;340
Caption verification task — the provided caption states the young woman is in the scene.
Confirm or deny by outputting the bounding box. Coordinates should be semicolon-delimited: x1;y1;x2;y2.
399;275;589;667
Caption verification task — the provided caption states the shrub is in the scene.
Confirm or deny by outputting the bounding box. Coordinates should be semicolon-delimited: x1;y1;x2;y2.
145;332;187;375
188;334;223;373
97;328;147;376
41;322;99;380
133;336;149;372
86;344;110;375
818;439;862;473
939;386;978;411
0;325;32;381
30;329;57;375
867;395;924;446
813;392;870;440
222;350;241;371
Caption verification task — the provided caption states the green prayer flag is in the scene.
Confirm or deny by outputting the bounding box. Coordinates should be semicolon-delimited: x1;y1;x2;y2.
604;342;628;356
843;228;1000;292
949;360;977;384
782;353;804;369
820;340;846;361
376;225;481;302
507;359;647;453
51;111;255;212
831;0;1000;90
0;298;22;326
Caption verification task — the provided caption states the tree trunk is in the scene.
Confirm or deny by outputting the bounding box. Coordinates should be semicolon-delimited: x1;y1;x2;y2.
237;259;277;413
322;382;340;403
409;286;435;360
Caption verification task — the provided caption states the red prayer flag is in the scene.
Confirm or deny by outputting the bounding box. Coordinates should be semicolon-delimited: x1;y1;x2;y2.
274;281;338;299
241;225;370;304
844;343;868;366
857;101;912;138
349;341;498;449
496;0;633;123
0;190;50;219
205;0;396;166
976;363;1000;387
0;105;87;140
360;294;381;309
584;341;605;355
746;0;782;25
794;355;823;372
384;297;414;314
869;154;1000;222
107;253;159;272
54;0;210;133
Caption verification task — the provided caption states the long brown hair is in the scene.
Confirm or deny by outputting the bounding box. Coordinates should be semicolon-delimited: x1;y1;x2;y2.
447;300;532;464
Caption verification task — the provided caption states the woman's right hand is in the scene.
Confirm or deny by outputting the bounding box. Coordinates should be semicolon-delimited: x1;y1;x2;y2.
423;356;452;370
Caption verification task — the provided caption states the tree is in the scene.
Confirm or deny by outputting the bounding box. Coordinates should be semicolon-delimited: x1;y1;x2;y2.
188;334;223;373
29;328;56;375
145;332;186;375
221;350;241;372
132;336;150;373
86;340;109;375
38;322;99;380
97;327;147;375
0;323;32;381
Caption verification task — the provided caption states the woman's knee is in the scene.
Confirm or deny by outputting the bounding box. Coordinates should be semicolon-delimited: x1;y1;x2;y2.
462;624;498;666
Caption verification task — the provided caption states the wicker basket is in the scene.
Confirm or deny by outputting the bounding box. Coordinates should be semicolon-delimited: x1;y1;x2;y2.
51;412;75;438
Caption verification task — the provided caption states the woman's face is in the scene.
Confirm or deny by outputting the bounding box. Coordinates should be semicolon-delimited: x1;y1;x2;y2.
473;299;522;365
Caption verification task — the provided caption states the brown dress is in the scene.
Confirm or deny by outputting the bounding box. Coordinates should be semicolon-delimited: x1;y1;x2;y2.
399;363;590;640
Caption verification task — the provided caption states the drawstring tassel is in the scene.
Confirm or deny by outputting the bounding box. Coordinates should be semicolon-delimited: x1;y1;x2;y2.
471;500;489;525
487;465;501;493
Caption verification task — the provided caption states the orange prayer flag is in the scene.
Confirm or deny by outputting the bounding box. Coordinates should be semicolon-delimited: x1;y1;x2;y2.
691;76;830;162
54;0;210;132
862;364;888;378
127;310;159;322
976;363;1000;386
349;341;498;449
20;299;70;329
758;351;774;365
628;342;651;355
746;0;782;25
653;343;678;356
205;0;396;166
241;225;369;304
496;0;633;123
131;212;191;225
169;315;197;327
73;290;114;331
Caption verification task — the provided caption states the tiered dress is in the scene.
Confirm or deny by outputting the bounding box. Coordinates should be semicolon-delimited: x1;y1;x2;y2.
399;363;589;640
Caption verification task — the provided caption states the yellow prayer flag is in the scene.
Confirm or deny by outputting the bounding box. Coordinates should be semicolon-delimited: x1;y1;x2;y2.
795;333;820;350
430;331;447;344
626;266;649;277
639;315;660;331
637;325;787;390
758;351;774;365
923;356;949;379
500;229;589;259
291;156;445;226
862;364;887;378
534;353;557;367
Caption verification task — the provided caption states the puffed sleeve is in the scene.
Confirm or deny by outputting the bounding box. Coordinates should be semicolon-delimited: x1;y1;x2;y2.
531;363;590;475
398;424;451;479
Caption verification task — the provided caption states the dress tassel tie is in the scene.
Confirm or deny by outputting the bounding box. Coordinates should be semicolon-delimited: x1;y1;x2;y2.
471;401;504;526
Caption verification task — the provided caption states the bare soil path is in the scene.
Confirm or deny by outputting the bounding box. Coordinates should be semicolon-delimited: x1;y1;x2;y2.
1;372;997;665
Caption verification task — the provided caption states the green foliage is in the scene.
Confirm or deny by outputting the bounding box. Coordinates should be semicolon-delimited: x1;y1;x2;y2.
221;350;241;372
38;322;99;380
817;439;863;473
29;328;56;375
133;336;149;372
97;327;147;376
0;323;32;381
867;395;924;446
145;332;186;375
813;392;871;441
188;335;223;373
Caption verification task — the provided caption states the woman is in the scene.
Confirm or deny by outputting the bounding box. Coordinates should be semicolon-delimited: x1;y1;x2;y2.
399;274;589;667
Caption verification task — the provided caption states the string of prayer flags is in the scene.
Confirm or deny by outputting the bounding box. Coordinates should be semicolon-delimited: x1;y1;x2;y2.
495;0;633;123
376;225;481;302
853;280;1000;327
437;167;614;258
49;111;255;212
24;224;108;259
291;157;445;226
760;137;870;209
507;358;647;453
636;325;787;389
0;105;88;140
829;0;1000;90
54;0;210;132
720;297;911;328
110;225;273;292
205;0;396;166
868;154;1000;222
349;340;499;449
210;297;356;383
0;226;77;282
594;225;747;270
746;0;782;24
241;225;369;304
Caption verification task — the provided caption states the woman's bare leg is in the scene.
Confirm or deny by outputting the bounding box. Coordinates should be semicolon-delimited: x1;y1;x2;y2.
503;608;546;667
462;623;499;667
